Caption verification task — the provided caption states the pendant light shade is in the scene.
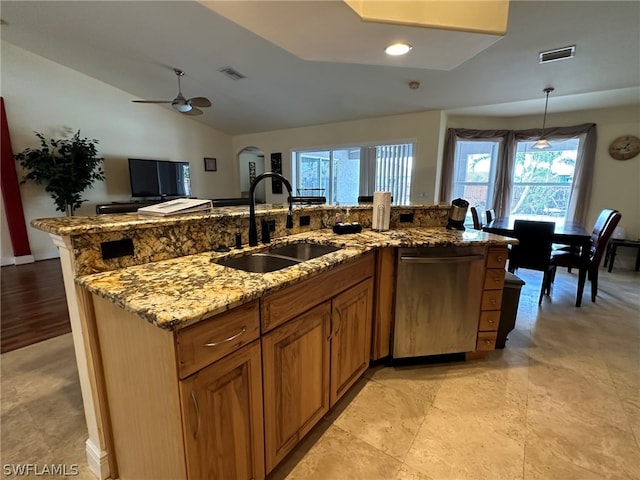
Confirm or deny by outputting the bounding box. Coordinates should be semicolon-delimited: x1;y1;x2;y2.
533;87;554;149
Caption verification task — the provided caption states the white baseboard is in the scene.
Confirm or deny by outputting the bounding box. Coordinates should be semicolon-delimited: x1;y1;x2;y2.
1;255;36;266
86;439;110;479
14;255;36;265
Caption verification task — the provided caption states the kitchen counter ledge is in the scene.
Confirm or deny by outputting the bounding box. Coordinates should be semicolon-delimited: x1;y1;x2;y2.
78;227;516;331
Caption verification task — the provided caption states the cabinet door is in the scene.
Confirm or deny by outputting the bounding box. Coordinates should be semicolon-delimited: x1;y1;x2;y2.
330;279;373;406
180;340;265;480
262;302;331;473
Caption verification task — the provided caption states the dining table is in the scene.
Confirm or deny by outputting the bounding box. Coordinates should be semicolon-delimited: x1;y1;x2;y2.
483;217;592;307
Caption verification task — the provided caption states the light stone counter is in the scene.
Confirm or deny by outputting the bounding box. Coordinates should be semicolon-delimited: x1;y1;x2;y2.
78;227;516;331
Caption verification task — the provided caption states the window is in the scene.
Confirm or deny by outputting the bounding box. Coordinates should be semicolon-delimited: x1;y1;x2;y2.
443;124;595;226
452;140;500;221
512;139;578;225
293;143;413;204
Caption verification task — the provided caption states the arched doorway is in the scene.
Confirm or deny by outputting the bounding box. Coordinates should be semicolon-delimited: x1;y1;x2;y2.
238;146;266;204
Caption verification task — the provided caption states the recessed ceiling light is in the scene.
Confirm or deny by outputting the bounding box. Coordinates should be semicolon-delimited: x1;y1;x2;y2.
385;42;412;56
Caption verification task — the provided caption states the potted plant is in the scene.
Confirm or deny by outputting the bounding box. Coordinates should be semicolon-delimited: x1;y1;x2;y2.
15;130;105;215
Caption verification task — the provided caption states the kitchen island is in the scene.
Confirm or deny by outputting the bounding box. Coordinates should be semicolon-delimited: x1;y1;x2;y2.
33;204;516;479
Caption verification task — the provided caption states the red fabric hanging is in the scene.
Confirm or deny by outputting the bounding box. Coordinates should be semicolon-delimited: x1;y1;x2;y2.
1;97;32;257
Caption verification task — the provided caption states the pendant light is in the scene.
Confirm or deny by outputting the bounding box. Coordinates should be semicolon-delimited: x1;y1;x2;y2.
533;87;554;149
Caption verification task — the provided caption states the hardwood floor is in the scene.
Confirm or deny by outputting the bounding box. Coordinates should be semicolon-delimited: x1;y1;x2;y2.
0;259;70;353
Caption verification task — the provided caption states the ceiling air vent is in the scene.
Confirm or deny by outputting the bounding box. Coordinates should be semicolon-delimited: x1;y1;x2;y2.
219;66;246;80
539;46;576;64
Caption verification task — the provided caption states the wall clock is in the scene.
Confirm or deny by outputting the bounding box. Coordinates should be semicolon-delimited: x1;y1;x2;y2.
608;135;640;160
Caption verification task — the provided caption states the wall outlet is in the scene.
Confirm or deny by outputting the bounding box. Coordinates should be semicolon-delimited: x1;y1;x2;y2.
100;238;134;260
299;215;311;226
399;213;414;223
267;220;276;232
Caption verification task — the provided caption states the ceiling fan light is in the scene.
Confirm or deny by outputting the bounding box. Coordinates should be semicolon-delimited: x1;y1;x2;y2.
385;42;412;56
173;102;192;113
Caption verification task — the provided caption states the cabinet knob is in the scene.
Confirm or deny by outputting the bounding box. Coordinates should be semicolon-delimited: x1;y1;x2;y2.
485;340;492;345
491;299;497;306
497;255;504;262
488;319;494;324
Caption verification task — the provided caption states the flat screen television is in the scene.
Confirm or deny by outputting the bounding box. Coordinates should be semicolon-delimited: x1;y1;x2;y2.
128;158;191;198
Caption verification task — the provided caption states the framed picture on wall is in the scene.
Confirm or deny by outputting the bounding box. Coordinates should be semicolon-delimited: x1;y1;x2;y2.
204;157;217;172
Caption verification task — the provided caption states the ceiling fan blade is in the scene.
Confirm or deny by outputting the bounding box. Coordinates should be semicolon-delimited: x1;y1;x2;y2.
188;97;211;108
183;107;203;116
132;100;172;104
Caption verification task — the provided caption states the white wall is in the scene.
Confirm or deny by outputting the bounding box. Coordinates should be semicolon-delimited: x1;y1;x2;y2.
447;105;640;240
1;42;235;263
231;110;445;205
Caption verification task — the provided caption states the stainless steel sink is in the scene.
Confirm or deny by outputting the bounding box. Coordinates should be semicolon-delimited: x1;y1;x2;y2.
268;243;341;261
214;253;301;273
213;242;341;273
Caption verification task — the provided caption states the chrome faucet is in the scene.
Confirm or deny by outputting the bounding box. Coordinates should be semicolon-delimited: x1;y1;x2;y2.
249;172;294;246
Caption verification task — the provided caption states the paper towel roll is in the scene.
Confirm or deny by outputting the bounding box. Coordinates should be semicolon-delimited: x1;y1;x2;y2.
372;191;391;231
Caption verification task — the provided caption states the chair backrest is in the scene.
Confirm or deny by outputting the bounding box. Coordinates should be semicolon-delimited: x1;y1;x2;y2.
590;208;618;249
590;211;622;269
486;208;495;223
470;207;483;229
510;220;556;272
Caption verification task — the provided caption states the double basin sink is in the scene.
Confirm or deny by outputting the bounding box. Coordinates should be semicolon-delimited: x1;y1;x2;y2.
213;243;341;273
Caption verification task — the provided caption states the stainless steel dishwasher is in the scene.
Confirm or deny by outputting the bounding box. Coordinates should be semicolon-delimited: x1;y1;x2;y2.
392;246;486;358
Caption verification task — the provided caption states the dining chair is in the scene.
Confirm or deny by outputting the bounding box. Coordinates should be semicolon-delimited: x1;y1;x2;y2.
507;220;555;305
485;208;495;224
470;206;483;230
555;208;618;253
546;211;621;304
553;208;618;272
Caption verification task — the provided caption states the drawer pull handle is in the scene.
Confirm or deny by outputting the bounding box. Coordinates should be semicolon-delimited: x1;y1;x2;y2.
491;299;497;306
485;340;492;346
190;391;201;440
488;319;494;324
204;326;247;347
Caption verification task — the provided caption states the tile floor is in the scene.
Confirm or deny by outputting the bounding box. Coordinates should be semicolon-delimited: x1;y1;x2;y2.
1;267;639;480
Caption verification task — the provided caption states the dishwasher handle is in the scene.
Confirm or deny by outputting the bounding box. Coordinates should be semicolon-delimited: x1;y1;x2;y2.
400;254;485;264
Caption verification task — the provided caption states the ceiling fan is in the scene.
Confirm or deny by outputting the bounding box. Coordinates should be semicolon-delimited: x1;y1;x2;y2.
132;69;211;115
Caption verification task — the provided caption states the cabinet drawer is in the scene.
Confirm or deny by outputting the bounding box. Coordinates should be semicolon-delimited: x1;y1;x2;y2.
486;247;508;269
481;289;503;311
476;331;497;351
261;253;374;333
478;311;500;332
176;301;260;378
483;268;505;290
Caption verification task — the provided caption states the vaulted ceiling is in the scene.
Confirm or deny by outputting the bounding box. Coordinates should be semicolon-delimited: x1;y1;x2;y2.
2;1;639;135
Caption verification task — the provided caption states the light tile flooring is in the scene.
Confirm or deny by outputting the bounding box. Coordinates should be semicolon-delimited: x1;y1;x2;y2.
1;267;639;480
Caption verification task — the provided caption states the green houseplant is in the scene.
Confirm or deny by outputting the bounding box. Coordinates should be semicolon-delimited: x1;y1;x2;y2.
15;130;105;215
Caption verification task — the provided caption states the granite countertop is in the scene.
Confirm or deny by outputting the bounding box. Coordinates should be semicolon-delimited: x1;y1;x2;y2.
32;203;449;236
78;227;516;332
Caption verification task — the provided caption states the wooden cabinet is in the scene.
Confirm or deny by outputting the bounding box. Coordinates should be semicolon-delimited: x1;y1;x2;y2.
475;246;508;352
370;247;396;360
92;297;264;480
180;341;265;480
331;279;373;405
261;253;375;473
262;303;331;472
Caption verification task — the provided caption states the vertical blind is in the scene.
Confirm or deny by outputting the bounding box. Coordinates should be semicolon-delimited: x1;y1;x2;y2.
375;144;413;205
